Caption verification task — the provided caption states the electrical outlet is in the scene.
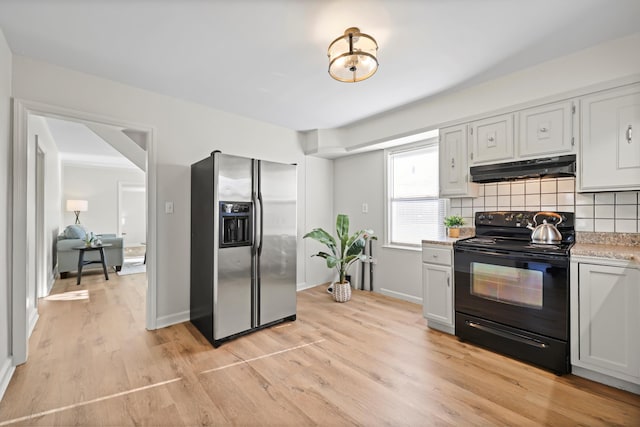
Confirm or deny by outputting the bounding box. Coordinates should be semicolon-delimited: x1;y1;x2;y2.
165;201;174;214
362;203;368;213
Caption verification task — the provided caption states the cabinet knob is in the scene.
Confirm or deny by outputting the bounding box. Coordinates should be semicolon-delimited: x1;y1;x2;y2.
447;276;450;287
627;125;633;144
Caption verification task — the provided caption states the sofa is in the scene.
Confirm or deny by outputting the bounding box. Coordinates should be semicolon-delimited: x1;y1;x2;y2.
57;226;124;278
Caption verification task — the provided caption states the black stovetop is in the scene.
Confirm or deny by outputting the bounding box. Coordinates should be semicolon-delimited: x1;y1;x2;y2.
454;211;575;256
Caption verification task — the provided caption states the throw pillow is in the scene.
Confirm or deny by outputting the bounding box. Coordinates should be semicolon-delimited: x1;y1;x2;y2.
63;224;87;240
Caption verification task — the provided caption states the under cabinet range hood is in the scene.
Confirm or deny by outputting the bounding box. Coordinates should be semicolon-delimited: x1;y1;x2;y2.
470;155;576;183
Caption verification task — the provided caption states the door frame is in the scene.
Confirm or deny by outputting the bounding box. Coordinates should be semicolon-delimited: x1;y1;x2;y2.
35;138;44;308
11;98;158;365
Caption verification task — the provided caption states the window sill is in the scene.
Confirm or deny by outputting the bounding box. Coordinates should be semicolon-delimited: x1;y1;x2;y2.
382;244;422;252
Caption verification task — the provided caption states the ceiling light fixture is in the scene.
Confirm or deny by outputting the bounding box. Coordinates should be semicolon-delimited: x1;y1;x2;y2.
328;27;378;83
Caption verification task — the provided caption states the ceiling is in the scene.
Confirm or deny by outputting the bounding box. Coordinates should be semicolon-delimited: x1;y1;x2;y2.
2;1;639;131
44;116;137;168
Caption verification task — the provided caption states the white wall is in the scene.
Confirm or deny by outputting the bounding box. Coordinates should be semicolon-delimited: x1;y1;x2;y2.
0;26;12;400
333;150;423;302
61;164;145;237
303;156;335;288
28;115;61;296
11;55;331;326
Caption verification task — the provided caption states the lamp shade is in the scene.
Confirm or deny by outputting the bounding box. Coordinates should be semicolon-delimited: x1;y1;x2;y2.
328;27;378;83
66;199;88;212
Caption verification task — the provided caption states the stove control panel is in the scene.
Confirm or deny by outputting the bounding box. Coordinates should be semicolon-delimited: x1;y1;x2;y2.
475;211;574;228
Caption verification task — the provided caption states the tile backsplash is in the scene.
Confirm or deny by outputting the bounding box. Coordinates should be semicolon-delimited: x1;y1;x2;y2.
449;177;640;233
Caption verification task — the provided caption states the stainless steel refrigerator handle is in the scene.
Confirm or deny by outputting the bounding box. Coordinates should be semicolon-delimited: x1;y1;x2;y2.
257;190;264;256
252;192;260;254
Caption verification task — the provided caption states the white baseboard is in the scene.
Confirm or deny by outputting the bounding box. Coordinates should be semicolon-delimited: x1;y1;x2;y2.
572;366;640;395
297;282;313;291
379;288;422;305
28;308;39;337
46;273;55;295
0;357;15;402
155;310;190;329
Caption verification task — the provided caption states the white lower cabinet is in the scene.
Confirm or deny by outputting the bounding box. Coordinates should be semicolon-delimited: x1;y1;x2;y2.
570;258;640;393
422;244;454;334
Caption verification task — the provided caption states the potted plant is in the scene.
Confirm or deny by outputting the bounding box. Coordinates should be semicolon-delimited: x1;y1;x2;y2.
444;215;465;238
304;214;377;302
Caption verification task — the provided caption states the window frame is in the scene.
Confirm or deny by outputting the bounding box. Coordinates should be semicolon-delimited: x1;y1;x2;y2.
384;137;447;248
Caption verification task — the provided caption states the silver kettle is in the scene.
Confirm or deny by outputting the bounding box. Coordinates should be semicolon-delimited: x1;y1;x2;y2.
526;212;563;244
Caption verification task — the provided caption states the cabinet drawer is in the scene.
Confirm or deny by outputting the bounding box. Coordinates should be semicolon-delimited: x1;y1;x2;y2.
422;246;452;265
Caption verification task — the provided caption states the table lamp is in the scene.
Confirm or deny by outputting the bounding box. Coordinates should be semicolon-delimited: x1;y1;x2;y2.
66;199;88;224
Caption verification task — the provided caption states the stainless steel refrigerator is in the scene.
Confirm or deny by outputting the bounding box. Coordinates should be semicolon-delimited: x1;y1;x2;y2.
190;151;297;347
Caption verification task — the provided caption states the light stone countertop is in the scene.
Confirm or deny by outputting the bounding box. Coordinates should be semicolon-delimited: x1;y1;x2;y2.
571;232;640;265
571;243;640;264
422;227;474;247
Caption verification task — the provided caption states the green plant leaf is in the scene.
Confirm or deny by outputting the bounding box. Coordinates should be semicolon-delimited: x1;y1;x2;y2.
346;237;365;257
304;228;337;251
336;214;349;241
311;252;338;268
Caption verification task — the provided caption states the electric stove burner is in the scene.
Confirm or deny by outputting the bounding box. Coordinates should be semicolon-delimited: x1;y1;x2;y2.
466;238;496;244
527;243;561;250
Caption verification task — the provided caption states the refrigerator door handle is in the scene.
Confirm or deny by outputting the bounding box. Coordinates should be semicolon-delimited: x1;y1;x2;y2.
252;192;260;255
257;191;264;256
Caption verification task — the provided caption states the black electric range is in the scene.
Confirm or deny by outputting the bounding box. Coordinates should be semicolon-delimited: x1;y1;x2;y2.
453;210;575;374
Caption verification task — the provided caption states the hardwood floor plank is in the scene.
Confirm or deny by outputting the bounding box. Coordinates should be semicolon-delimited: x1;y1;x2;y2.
0;275;638;426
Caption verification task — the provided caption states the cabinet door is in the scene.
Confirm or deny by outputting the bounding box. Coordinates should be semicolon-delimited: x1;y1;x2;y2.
579;84;640;192
422;263;453;326
578;263;640;380
519;101;574;157
470;113;514;164
439;124;476;197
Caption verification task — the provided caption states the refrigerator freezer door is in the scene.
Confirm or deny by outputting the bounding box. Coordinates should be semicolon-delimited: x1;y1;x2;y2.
216;246;253;339
258;160;297;325
214;153;253;340
216;153;253;202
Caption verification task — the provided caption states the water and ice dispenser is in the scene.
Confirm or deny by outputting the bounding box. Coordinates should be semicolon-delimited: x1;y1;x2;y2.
219;201;252;247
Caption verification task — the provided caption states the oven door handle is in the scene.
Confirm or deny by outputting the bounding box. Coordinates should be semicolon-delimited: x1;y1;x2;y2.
466;320;549;349
454;246;567;263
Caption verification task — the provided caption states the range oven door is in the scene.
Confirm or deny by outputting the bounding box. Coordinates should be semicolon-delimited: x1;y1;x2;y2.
454;246;569;341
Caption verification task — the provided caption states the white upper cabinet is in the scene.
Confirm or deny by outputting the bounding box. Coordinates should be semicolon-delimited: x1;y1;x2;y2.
469;113;514;165
579;84;640;192
439;124;477;197
518;100;575;158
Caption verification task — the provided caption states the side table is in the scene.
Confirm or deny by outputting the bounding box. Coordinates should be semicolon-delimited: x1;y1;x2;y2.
72;243;113;285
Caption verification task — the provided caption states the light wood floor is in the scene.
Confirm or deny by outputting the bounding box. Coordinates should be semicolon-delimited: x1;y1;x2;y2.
1;270;639;426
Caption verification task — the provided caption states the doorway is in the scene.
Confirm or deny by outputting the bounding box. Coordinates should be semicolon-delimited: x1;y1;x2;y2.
118;182;147;269
12;99;157;366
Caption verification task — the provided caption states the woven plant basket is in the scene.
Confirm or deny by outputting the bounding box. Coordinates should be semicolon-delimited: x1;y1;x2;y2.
332;281;352;303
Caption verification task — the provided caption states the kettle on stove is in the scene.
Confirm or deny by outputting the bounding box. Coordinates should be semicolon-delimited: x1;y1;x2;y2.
526;212;563;244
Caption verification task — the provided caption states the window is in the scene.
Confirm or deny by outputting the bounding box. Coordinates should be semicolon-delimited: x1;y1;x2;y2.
386;141;447;246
